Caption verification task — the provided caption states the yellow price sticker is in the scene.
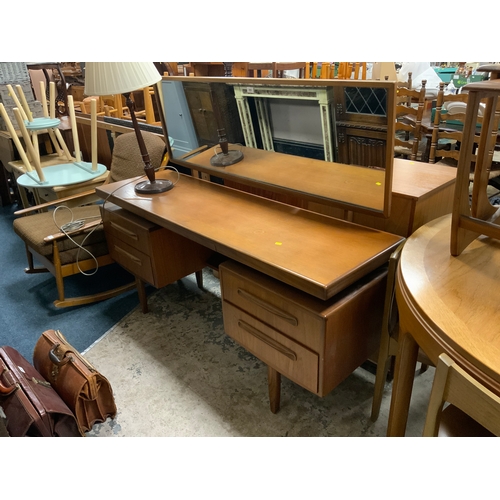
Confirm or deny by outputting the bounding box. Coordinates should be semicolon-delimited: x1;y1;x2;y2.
275;242;282;246
376;182;382;186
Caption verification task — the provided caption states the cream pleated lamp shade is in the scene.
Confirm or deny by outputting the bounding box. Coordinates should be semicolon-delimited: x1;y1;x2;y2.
84;62;161;96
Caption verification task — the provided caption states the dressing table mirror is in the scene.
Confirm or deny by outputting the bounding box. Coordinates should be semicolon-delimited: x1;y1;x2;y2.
159;76;396;218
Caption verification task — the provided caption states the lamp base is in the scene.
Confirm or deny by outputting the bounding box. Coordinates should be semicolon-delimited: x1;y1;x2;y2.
134;179;174;194
210;150;244;167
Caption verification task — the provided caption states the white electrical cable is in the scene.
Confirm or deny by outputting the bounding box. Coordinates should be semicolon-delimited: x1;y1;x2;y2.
52;166;181;277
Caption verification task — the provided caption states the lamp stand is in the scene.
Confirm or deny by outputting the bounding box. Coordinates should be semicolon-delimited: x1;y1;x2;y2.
210;128;244;167
208;88;244;167
125;93;173;194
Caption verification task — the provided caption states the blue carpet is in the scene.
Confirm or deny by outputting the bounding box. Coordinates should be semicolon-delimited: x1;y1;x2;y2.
0;203;146;360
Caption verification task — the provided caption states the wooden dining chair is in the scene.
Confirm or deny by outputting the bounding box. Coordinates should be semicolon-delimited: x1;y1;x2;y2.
337;62;367;80
371;241;433;422
429;82;473;167
394;80;427;161
450;79;500;256
397;72;413;93
423;353;500;437
430;82;500;186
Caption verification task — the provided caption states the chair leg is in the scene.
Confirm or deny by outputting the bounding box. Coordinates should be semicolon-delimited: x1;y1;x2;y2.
52;244;66;304
371;356;391;422
23;245;49;274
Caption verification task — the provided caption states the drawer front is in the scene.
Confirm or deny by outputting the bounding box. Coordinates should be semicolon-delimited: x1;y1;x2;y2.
222;302;319;394
103;207;154;255
107;234;154;284
220;266;324;352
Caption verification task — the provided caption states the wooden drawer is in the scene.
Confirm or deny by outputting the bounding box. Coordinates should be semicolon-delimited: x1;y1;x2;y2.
223;302;319;393
106;234;154;284
220;260;387;397
221;262;325;352
102;203;157;255
101;203;214;289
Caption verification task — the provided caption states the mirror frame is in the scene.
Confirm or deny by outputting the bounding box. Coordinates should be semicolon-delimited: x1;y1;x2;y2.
158;76;396;218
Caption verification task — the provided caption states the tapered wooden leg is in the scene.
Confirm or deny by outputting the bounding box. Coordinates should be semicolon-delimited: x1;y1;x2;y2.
267;365;281;414
136;277;148;314
195;270;203;289
387;329;419;436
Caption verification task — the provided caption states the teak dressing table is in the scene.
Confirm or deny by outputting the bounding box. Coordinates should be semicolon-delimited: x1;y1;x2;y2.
96;76;458;413
97;171;403;411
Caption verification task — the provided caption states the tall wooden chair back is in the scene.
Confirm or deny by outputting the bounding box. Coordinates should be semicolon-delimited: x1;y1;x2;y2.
396;72;413;95
451;79;500;255
423;353;500;436
429;82;477;166
394;80;427;160
337;62;367;80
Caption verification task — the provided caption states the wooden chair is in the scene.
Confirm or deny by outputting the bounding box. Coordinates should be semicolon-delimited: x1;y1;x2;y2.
394;80;427;160
429;82;474;167
11;131;167;308
371;241;432;422
396;72;413;95
337;62;367;80
451;79;500;256
430;81;500;185
247;63;307;78
423;353;500;436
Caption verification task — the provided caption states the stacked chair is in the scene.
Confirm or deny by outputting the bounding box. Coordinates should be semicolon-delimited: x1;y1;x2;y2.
11;131;167;308
394;79;427;160
423;353;500;436
429;81;500;186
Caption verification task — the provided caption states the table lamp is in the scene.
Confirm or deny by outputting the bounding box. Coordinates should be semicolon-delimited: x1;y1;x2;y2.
84;62;173;194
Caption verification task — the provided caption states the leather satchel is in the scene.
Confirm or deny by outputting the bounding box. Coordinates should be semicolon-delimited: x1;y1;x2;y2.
0;346;82;437
33;329;117;434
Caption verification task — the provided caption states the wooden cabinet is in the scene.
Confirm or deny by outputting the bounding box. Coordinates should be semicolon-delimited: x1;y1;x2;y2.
101;203;213;310
161;80;199;157
336;125;387;169
183;81;244;147
307;159;456;237
220;260;388;403
334;84;390;168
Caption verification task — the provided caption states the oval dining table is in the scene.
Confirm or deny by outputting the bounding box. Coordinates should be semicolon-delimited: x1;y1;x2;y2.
387;213;500;436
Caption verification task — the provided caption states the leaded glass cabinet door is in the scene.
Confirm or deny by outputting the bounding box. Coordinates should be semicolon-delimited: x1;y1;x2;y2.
334;85;389;169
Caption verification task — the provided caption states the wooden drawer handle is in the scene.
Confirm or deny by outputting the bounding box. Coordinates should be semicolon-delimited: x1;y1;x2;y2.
237;289;298;326
115;246;142;266
237;320;297;361
109;221;139;240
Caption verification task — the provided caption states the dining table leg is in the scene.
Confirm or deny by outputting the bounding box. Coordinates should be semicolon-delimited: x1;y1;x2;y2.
387;328;420;436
